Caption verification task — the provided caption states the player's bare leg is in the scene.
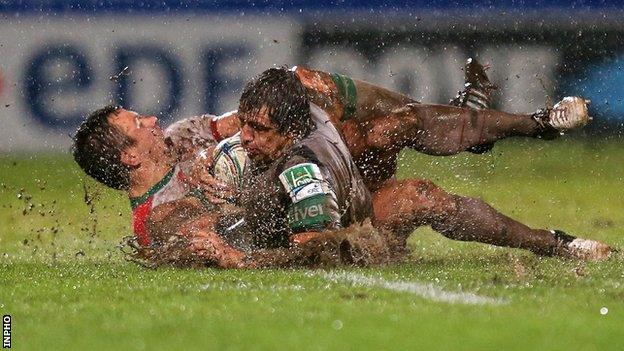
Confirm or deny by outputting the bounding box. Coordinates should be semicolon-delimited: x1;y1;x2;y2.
364;95;590;157
299;61;590;191
296;66;415;126
365;104;536;156
326;59;498;189
371;179;613;261
303;60;589;153
340;96;591;190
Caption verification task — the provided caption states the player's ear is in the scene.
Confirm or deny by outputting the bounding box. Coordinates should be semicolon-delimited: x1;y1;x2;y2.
120;148;140;167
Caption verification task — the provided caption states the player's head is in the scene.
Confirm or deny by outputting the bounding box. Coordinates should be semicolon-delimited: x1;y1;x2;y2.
72;105;166;190
238;67;314;165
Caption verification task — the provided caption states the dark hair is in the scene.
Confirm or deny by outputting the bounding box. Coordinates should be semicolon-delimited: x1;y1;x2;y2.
239;67;314;138
72;105;134;190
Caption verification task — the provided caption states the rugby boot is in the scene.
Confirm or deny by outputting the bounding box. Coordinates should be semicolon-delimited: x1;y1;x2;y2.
552;229;614;261
450;58;499;154
450;57;498;110
531;97;591;139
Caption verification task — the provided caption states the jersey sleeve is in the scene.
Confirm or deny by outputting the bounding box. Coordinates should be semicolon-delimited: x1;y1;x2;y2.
278;161;342;234
164;111;237;161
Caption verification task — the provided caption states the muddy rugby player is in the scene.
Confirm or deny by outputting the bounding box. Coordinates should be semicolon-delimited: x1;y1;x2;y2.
72;63;612;267
173;67;613;267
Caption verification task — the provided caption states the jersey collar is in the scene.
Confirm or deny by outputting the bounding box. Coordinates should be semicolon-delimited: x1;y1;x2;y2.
129;168;175;209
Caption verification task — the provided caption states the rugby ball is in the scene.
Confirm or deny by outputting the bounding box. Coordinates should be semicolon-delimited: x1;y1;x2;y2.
210;134;248;189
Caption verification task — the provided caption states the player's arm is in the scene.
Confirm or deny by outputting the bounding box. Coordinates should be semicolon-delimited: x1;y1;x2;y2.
147;198;249;268
278;161;343;246
295;66;415;123
164;111;241;161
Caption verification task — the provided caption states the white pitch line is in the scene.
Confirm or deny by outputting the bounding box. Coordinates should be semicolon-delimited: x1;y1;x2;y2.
318;271;508;306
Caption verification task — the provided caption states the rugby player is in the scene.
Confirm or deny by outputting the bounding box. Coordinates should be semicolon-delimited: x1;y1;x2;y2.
167;60;571;191
181;68;613;267
72;64;611;265
74;61;497;247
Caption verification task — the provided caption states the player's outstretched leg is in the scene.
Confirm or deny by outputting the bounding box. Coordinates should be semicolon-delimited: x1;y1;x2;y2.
365;95;591;156
371;179;613;261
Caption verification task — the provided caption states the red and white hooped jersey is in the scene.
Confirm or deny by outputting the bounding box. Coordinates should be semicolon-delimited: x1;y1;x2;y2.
130;111;234;246
129;161;194;246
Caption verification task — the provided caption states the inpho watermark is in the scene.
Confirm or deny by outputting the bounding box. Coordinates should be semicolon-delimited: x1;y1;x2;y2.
2;315;10;348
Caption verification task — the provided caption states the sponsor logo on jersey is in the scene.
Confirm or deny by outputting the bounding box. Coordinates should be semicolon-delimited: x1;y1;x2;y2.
279;163;328;203
287;195;331;231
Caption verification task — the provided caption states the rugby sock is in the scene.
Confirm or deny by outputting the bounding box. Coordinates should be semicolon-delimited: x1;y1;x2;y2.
330;73;357;121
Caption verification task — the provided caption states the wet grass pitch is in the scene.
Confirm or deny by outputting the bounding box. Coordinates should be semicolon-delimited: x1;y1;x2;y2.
1;138;623;350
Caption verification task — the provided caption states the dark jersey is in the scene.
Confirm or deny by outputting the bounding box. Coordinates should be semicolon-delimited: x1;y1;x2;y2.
237;104;372;248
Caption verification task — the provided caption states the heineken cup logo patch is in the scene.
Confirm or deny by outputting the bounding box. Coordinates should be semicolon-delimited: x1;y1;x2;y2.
282;163;317;187
279;163;328;203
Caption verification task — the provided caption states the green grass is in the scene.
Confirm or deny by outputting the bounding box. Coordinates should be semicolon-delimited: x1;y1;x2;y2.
1;138;623;350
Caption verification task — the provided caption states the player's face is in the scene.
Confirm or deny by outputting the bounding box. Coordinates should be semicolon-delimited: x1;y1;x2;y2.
239;106;291;166
108;108;167;165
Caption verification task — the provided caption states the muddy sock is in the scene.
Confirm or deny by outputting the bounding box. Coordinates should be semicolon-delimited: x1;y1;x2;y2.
432;195;560;256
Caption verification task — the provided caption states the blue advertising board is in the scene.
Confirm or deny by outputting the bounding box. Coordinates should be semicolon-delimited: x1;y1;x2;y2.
0;0;622;151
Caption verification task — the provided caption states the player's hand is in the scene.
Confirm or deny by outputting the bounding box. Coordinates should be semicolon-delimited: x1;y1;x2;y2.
290;231;323;245
188;229;245;268
188;148;236;204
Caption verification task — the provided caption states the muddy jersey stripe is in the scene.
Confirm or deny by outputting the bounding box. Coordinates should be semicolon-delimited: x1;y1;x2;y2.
132;197;154;246
129;168;175;209
330;72;357;121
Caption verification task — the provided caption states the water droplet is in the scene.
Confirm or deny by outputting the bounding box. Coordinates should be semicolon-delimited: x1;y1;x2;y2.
331;320;343;330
